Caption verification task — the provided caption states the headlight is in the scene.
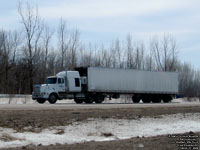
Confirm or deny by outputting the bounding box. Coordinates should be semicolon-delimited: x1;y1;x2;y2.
41;92;48;96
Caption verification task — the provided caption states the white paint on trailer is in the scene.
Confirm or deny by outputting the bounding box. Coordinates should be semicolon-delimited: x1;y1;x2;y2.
87;67;178;94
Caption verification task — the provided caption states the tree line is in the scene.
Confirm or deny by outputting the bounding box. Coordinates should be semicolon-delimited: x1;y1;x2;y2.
0;2;199;98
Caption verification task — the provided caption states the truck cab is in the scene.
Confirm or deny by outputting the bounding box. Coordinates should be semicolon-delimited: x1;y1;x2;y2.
32;71;81;104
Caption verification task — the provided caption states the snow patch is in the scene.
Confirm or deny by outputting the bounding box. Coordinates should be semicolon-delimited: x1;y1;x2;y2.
0;113;200;148
173;98;200;103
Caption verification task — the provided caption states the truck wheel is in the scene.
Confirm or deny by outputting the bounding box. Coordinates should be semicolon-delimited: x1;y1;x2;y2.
84;95;94;104
74;99;83;104
95;95;104;103
36;99;46;104
48;94;57;104
132;95;140;103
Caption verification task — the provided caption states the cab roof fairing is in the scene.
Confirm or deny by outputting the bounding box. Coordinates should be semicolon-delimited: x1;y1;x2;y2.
56;71;80;78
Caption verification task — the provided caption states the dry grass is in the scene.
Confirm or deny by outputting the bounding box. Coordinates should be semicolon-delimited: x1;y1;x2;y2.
101;132;114;137
0;133;20;142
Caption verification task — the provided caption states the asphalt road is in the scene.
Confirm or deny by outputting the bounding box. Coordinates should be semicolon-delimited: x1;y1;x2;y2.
0;102;199;110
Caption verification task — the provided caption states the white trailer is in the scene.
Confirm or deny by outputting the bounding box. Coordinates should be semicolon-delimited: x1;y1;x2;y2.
32;67;179;104
87;67;178;94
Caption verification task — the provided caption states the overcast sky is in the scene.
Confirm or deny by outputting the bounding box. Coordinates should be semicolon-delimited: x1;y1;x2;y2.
0;0;200;68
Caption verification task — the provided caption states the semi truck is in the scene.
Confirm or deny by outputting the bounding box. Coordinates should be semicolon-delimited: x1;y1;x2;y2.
32;67;179;104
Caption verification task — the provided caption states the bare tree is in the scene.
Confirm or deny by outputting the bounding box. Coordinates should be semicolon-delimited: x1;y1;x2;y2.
126;34;134;69
0;30;21;93
110;39;123;68
18;1;43;93
150;35;178;71
144;51;155;71
42;24;54;79
68;28;80;69
57;18;70;70
79;43;93;67
125;34;145;69
134;42;144;69
0;30;9;93
92;44;102;67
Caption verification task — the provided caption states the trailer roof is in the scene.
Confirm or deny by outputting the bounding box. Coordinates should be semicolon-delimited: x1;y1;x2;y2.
75;66;178;75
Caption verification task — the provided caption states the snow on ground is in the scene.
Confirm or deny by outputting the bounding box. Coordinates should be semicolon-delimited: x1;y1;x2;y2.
173;98;200;103
0;113;200;148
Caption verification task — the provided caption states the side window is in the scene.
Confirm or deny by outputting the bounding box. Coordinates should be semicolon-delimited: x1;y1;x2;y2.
58;78;61;84
58;78;64;84
75;78;80;87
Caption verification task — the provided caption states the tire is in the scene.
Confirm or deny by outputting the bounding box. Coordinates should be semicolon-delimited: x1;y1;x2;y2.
94;95;104;104
163;96;172;103
74;99;83;104
36;99;46;104
163;98;171;103
152;97;161;103
48;94;57;104
84;95;94;104
132;95;140;103
142;97;151;103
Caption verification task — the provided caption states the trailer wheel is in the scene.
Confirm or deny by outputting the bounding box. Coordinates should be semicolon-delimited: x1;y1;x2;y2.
163;98;171;103
48;94;57;104
74;99;83;104
152;98;161;103
36;99;46;104
132;95;140;103
95;95;104;103
142;97;151;103
163;96;172;103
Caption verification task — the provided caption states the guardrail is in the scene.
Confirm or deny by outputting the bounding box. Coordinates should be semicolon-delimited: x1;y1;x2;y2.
0;94;31;98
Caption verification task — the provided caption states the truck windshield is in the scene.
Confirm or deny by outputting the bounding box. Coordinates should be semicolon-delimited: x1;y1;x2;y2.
45;78;57;84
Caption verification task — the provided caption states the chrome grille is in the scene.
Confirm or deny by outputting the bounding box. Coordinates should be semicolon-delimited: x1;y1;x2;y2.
33;85;41;96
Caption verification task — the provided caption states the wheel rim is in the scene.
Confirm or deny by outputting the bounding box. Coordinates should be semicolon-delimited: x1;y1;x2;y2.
49;95;57;104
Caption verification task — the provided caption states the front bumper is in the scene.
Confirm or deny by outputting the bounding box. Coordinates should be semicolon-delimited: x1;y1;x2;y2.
32;92;49;100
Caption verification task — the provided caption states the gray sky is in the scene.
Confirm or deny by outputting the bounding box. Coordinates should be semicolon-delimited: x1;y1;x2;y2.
0;0;200;68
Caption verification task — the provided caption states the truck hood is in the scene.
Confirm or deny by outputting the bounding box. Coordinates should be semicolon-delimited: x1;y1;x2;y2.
40;84;56;92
